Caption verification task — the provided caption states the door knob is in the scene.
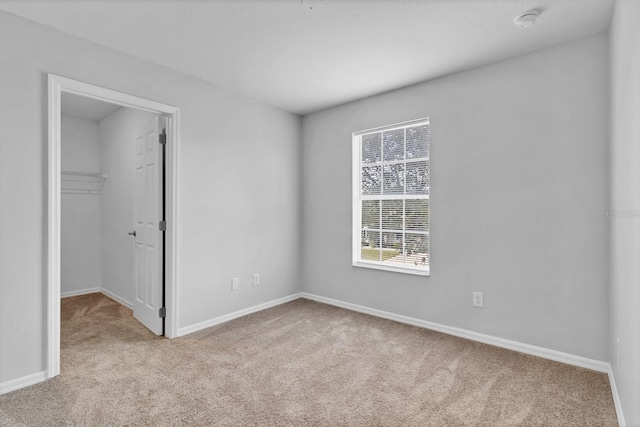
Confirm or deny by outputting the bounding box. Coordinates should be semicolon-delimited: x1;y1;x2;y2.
128;230;136;237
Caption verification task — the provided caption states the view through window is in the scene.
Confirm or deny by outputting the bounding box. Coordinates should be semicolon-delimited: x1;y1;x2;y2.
352;118;430;275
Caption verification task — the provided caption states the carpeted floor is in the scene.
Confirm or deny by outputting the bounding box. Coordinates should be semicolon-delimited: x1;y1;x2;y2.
0;293;618;426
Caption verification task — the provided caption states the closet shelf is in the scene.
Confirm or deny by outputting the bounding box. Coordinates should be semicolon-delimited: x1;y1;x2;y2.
61;171;107;194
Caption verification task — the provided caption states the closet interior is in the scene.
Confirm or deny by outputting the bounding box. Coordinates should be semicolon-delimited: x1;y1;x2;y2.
60;93;156;308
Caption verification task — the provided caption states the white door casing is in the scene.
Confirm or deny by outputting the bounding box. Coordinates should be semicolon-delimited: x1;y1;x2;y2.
48;73;179;381
133;115;164;335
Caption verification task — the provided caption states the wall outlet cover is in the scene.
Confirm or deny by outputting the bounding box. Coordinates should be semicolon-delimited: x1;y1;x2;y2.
473;292;483;308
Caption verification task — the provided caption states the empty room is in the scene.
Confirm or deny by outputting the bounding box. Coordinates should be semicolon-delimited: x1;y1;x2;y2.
0;0;638;425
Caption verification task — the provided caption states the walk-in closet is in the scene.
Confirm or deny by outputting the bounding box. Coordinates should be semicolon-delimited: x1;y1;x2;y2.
61;93;157;308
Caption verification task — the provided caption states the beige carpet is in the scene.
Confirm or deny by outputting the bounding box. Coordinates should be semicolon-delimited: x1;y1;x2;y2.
0;293;618;426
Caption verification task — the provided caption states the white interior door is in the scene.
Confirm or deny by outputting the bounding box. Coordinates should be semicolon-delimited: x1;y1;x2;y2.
133;115;164;335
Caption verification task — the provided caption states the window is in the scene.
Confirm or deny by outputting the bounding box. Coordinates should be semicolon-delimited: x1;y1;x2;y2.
352;118;430;275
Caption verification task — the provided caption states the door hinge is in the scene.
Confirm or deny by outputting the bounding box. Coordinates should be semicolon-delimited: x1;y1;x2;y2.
159;307;166;318
159;220;166;231
159;129;167;145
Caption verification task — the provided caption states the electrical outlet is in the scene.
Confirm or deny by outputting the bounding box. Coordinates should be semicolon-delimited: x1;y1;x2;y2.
253;273;260;286
472;292;483;308
232;277;239;291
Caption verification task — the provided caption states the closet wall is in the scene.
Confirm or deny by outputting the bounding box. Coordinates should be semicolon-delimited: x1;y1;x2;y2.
61;115;102;295
61;107;156;306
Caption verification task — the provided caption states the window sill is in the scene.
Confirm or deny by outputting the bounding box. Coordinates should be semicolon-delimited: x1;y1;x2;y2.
352;261;430;276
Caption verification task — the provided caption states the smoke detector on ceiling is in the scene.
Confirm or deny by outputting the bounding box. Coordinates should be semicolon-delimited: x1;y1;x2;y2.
514;9;540;28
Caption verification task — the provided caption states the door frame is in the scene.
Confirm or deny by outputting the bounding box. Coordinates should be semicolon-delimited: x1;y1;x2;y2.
47;74;180;379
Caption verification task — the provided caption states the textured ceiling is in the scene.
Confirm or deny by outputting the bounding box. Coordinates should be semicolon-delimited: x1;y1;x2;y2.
0;0;614;115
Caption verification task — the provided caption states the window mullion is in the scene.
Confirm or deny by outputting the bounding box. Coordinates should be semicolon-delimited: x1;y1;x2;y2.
362;194;429;201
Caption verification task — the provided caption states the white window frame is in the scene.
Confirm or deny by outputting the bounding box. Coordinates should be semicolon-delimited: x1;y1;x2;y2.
352;118;430;276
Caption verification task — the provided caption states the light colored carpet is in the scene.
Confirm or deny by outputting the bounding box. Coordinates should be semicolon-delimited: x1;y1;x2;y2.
0;293;618;426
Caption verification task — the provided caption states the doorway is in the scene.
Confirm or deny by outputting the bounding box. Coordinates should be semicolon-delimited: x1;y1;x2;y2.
47;74;180;380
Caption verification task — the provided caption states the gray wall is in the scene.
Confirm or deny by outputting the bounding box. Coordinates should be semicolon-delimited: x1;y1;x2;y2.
60;115;102;295
609;0;640;424
99;108;157;306
0;11;301;384
302;34;610;361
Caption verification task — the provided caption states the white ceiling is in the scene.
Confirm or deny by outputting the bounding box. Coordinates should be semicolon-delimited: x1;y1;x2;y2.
61;92;121;122
1;0;614;115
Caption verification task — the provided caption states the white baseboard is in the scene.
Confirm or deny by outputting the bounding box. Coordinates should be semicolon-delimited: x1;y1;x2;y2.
608;366;626;427
177;293;302;337
301;292;610;373
0;370;47;395
61;287;101;298
61;287;132;309
100;288;133;309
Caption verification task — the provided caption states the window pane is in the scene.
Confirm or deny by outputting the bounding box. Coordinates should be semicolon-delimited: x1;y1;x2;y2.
381;200;403;231
406;160;429;195
362;166;381;195
362;133;382;164
383;129;404;161
383;163;404;195
405;199;429;231
361;230;381;261
361;200;380;230
406;124;429;159
381;232;403;264
355;119;430;273
405;233;429;267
